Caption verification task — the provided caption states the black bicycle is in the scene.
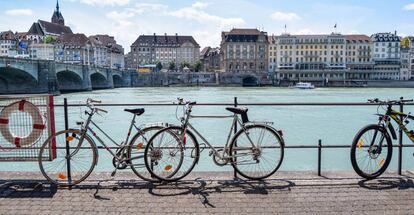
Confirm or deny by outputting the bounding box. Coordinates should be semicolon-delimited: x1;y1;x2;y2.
350;98;414;179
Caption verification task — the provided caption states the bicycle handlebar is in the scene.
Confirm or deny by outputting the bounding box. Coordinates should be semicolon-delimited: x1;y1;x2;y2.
86;98;107;114
176;98;196;106
368;98;413;105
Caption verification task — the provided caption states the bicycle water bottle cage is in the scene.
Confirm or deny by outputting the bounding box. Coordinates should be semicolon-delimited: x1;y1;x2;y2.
225;107;249;123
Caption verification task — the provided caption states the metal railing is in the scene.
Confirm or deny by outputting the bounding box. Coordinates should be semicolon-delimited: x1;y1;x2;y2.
58;97;414;178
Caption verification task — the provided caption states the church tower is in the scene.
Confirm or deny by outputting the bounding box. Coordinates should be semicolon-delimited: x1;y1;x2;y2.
51;0;65;25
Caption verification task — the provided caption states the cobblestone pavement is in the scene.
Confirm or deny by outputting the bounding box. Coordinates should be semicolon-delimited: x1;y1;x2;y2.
0;171;413;214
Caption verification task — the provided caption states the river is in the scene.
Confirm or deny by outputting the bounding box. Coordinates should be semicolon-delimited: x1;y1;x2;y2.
2;87;414;172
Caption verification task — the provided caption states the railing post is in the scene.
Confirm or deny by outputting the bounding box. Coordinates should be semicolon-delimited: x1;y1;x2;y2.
64;98;72;186
398;98;404;175
233;97;238;179
318;139;322;176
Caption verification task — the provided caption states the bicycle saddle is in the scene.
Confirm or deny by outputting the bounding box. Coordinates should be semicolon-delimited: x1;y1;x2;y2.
226;107;249;123
124;108;145;116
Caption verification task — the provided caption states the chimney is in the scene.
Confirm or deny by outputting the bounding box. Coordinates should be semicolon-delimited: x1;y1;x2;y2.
395;30;397;35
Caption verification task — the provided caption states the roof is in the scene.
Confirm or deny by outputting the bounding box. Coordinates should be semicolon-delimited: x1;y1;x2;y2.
200;47;211;57
345;35;371;43
38;20;72;35
0;31;16;40
224;28;262;35
57;33;90;46
28;23;44;35
90;35;124;54
371;33;400;42
131;34;200;48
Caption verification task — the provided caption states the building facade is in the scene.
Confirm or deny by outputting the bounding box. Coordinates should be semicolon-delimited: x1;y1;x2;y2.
345;35;374;80
370;32;401;80
0;31;17;57
88;36;108;67
220;28;268;73
90;35;124;69
268;36;277;73
275;33;347;82
29;43;55;60
129;33;200;71
200;47;221;72
54;33;93;65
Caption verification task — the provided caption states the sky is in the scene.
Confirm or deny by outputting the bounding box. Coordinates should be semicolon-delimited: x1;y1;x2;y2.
1;0;414;53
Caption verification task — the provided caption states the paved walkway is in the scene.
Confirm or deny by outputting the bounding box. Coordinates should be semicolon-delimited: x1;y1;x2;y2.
0;171;414;214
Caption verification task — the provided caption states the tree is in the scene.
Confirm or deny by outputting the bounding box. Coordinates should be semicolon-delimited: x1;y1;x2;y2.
194;61;203;72
180;62;191;70
401;37;410;48
156;61;163;72
168;61;176;71
44;36;56;44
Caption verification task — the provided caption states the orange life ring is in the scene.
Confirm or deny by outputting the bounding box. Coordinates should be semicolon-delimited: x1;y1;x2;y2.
0;100;45;147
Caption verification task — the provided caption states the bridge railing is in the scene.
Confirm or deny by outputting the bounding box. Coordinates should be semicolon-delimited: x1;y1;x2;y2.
56;97;414;178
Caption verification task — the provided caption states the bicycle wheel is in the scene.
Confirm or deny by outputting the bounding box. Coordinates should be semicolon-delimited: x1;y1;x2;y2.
144;126;199;182
350;124;392;179
38;129;97;186
128;126;164;182
229;124;284;180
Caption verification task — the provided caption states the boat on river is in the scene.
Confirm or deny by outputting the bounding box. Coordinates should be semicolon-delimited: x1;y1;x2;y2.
293;82;315;89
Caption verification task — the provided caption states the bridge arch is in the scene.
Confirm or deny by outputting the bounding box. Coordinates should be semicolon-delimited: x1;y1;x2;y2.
91;73;108;89
56;70;84;92
0;67;38;94
113;73;123;88
242;76;259;87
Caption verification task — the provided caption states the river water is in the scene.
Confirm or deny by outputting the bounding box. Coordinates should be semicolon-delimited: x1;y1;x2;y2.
2;87;414;172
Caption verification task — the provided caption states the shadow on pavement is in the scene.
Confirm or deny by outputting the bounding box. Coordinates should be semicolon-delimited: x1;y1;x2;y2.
0;180;57;198
358;177;414;190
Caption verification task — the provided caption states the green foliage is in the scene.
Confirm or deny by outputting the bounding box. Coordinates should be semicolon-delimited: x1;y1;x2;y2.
44;36;56;44
168;61;176;71
156;61;163;71
180;62;191;69
194;61;203;72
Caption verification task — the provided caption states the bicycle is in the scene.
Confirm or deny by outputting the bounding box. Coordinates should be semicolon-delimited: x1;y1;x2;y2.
38;98;165;186
144;98;285;182
350;97;414;179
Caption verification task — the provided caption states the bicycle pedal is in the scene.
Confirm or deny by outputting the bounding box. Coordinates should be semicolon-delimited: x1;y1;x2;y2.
209;150;213;156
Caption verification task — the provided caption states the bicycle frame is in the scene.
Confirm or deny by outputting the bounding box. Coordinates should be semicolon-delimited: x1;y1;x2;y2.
179;105;262;160
387;108;414;142
74;109;145;164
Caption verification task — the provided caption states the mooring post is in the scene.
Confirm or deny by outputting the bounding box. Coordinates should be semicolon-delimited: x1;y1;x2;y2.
318;139;322;176
234;97;238;179
398;98;404;175
64;98;72;186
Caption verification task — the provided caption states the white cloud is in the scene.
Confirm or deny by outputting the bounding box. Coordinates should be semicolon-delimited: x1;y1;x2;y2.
5;9;33;16
79;0;130;7
168;3;245;28
106;11;134;27
403;3;414;10
127;3;169;15
192;2;209;9
270;11;301;21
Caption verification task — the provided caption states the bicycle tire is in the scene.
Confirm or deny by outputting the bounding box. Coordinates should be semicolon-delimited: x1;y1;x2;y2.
229;124;284;180
127;125;164;182
350;124;393;179
144;126;199;182
38;129;98;186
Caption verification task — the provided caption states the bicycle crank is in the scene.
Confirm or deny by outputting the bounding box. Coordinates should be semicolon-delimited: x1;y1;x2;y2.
212;149;229;166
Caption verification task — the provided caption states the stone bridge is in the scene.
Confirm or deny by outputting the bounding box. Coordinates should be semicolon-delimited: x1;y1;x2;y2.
0;57;131;94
